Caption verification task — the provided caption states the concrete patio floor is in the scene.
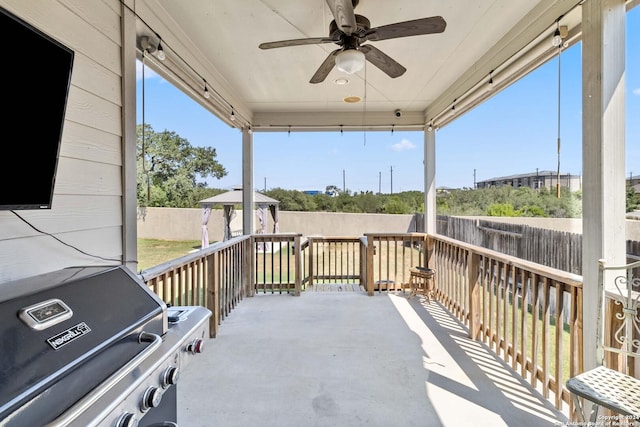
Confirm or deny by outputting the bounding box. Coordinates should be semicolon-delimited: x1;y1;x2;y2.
177;290;570;427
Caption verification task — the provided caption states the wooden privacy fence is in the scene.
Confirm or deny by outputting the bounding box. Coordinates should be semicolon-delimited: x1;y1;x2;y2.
431;233;583;411
437;215;640;275
437;216;583;274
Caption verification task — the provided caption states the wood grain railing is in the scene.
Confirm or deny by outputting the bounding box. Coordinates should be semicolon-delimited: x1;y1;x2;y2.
363;233;432;295
252;233;302;295
301;236;364;287
140;236;251;338
431;233;583;411
139;231;584;413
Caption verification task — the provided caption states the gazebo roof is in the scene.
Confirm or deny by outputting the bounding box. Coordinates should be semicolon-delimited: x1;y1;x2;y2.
199;188;279;206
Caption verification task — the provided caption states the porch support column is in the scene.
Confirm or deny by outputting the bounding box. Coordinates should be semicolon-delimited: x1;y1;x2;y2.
121;3;138;272
581;0;626;372
423;128;436;234
242;127;254;235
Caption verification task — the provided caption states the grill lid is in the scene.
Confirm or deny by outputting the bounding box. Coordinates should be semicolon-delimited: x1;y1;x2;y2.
0;265;166;420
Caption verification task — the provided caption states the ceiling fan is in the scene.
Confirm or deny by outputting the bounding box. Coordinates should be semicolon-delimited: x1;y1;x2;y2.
258;0;446;84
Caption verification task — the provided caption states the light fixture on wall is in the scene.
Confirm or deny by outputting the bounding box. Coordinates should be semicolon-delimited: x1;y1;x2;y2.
335;49;365;74
203;79;210;99
139;36;155;54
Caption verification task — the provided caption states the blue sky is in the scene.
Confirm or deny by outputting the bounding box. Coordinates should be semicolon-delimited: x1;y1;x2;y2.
137;7;639;193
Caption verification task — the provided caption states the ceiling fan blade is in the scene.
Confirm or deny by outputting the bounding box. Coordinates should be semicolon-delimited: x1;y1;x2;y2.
325;0;357;34
364;16;446;42
259;37;336;50
360;45;406;78
310;49;340;84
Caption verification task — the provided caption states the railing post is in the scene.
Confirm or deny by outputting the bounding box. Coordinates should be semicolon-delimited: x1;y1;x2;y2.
468;251;481;340
367;235;375;296
294;234;302;296
246;237;254;297
359;237;367;291
207;252;219;338
308;237;315;288
425;233;434;268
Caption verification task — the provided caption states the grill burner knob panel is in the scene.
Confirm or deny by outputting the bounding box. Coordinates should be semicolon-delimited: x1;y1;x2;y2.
141;386;163;412
116;412;139;427
186;338;204;354
161;366;179;388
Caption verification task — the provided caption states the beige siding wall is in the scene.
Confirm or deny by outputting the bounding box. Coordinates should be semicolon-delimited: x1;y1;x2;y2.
0;0;124;283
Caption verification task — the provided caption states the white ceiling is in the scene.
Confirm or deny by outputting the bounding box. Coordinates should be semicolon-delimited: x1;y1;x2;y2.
132;0;591;132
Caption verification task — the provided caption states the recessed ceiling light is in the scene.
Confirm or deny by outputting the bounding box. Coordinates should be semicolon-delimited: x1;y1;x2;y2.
334;78;349;85
343;96;361;103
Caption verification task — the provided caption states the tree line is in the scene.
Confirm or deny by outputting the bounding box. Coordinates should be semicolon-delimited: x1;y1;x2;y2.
137;124;639;217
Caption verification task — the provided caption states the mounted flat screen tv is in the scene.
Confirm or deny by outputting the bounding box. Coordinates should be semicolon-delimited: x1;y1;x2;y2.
0;7;74;210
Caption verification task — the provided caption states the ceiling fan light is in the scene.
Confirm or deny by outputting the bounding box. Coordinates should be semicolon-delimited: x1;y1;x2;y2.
335;49;365;74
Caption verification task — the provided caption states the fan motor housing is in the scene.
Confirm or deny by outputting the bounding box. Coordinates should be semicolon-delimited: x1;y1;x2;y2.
329;14;370;38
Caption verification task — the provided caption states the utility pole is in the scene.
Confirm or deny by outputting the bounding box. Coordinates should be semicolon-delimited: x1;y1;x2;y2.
378;171;381;194
343;169;346;193
264;177;266;192
390;166;393;194
473;169;476;189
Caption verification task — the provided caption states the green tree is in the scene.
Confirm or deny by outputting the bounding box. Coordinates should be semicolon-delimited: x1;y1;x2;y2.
627;185;640;212
487;203;518;217
137;124;227;207
383;196;411;214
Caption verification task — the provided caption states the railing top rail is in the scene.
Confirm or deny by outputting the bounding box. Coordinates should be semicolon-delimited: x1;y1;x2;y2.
253;233;302;239
364;232;428;238
306;236;363;242
432;233;583;289
139;235;250;281
253;234;301;244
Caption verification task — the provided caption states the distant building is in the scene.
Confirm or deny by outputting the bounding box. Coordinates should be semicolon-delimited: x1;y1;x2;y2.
475;170;582;192
302;189;338;197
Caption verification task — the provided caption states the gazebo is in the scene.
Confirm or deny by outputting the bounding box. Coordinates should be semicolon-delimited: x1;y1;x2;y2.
199;187;280;247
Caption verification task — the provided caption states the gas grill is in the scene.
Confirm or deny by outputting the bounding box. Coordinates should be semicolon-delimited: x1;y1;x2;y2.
0;265;211;426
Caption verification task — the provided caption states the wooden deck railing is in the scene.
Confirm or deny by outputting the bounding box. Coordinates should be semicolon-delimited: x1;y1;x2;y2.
252;233;302;295
139;231;585;413
140;235;252;338
431;233;583;411
301;236;365;288
363;233;432;295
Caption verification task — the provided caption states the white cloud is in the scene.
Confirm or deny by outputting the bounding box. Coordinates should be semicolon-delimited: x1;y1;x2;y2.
391;138;416;151
633;88;640;96
136;60;160;81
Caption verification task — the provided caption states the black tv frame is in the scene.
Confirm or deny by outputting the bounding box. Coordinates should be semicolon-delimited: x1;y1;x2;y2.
0;6;74;210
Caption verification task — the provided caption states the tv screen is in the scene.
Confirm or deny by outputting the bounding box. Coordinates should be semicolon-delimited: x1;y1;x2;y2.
0;7;74;210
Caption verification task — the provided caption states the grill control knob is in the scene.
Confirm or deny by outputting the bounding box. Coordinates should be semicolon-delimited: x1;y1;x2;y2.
141;387;163;412
116;412;139;427
161;366;179;388
186;338;204;354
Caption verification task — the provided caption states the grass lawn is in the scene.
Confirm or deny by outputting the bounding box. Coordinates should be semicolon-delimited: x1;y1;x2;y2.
137;239;203;271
